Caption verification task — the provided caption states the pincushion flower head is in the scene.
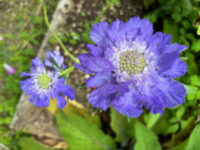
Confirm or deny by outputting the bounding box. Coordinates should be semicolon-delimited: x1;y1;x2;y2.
75;17;187;117
20;50;75;108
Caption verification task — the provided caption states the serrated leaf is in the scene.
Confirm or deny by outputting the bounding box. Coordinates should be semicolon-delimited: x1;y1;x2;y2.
110;108;135;143
19;137;54;150
185;124;200;150
190;75;200;87
144;113;160;129
56;111;116;150
134;122;162;150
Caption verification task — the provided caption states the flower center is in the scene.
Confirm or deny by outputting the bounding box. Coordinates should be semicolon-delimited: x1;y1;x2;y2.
119;51;146;75
38;74;51;89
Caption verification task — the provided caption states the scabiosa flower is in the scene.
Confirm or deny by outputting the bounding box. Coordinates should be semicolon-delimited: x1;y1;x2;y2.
20;52;75;109
45;50;66;70
4;63;16;75
75;17;187;117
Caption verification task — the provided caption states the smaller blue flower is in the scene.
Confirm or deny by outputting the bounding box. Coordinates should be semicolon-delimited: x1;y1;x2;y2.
20;53;75;109
45;50;66;70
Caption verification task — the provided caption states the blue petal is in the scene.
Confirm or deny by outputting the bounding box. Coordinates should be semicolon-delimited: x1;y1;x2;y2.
127;17;153;36
56;95;67;109
143;92;165;115
31;57;45;72
19;80;34;95
46;50;65;69
158;51;179;75
29;95;36;103
90;22;109;45
74;63;93;74
165;43;187;53
148;32;172;55
89;90;115;111
34;96;49;107
106;19;125;43
87;44;103;57
55;78;75;100
20;72;31;77
88;83;122;110
62;85;75;100
166;81;186;108
160;58;187;78
113;88;143;118
78;54;114;73
85;72;113;88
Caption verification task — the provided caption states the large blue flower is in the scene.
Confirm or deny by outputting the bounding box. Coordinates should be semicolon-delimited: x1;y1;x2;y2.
75;17;187;117
20;51;75;109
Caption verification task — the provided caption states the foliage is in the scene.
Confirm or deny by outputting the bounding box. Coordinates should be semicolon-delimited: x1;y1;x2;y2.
56;110;116;150
0;0;59;148
1;0;200;149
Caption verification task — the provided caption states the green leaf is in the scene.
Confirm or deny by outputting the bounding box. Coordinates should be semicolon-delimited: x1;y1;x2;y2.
144;113;160;129
110;108;135;143
197;26;200;36
183;84;197;94
168;139;189;150
190;75;200;87
19;137;53;150
134;122;162;150
163;19;178;42
191;39;200;52
56;111;116;150
185;124;200;150
186;85;198;101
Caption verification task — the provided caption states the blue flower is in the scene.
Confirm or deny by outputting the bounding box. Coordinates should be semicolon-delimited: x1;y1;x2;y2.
20;52;75;109
45;50;66;70
75;17;187;117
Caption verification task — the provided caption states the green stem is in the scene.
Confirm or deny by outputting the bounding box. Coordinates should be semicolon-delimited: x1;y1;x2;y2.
59;66;75;77
93;3;111;24
42;1;80;64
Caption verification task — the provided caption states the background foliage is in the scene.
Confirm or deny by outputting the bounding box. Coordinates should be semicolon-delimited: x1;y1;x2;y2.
0;0;200;149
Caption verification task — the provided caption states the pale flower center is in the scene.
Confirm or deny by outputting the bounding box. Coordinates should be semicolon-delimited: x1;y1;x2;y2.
38;74;51;89
119;51;146;75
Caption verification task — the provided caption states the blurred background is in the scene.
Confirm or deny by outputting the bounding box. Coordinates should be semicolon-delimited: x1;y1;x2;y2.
0;0;200;150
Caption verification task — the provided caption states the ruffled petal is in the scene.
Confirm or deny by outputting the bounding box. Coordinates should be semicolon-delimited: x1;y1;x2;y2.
85;72;113;88
113;89;143;118
164;43;187;53
148;32;172;55
57;95;67;109
90;22;109;45
74;63;93;74
78;54;114;73
158;51;179;75
166;80;186;108
127;17;153;36
34;96;49;107
160;59;187;78
88;83;122;110
106;19;125;44
87;44;103;57
31;57;45;72
29;95;37;103
20;72;31;77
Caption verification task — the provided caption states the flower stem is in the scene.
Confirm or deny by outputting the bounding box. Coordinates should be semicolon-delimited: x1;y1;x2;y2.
42;1;80;64
60;66;75;77
93;4;110;24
